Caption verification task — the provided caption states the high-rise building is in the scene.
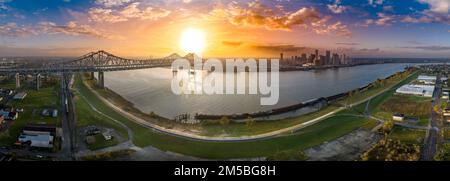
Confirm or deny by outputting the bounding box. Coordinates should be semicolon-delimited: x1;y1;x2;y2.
309;54;316;63
280;53;284;60
315;49;319;62
326;51;331;65
301;54;307;64
343;54;347;64
317;55;326;66
332;53;340;65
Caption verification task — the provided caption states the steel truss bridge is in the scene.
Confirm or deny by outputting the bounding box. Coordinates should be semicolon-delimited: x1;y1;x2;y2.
0;50;183;89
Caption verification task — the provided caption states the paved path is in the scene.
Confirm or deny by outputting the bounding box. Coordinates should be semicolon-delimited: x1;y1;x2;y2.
82;73;416;142
74;88;209;160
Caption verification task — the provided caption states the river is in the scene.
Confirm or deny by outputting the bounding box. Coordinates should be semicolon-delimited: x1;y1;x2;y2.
102;63;414;119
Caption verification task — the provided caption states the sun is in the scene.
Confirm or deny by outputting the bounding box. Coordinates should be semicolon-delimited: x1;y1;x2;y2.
180;28;206;55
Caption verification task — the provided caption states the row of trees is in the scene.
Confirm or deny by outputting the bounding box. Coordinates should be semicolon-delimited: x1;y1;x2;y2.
434;143;450;161
218;116;256;128
361;120;420;161
361;138;421;161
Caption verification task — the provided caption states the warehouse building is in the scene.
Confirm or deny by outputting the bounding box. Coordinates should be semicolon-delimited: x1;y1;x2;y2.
396;84;435;97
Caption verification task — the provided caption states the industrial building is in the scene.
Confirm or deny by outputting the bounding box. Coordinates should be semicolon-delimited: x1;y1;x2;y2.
17;134;54;148
15;124;56;149
417;75;437;85
396;84;435;97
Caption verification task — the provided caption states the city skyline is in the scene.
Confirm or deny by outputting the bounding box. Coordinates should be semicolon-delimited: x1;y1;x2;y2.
1;0;450;58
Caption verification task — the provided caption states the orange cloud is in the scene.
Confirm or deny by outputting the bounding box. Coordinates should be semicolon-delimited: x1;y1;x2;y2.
88;2;171;23
37;21;123;40
211;0;351;37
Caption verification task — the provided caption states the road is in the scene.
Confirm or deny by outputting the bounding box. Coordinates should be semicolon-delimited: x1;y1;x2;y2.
421;75;441;161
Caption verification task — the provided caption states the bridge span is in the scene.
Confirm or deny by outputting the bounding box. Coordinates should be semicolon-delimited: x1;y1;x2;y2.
0;50;181;89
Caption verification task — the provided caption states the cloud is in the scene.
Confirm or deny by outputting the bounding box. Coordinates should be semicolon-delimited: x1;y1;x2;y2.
400;45;450;51
223;2;319;31
418;0;450;13
407;40;424;45
95;0;133;7
0;45;93;56
336;42;360;46
337;47;381;56
327;3;347;14
88;2;171;23
37;21;122;39
251;44;308;52
383;5;394;12
214;1;351;37
1;21;123;40
222;41;243;47
368;0;384;6
364;13;396;26
399;1;450;25
375;13;395;25
0;0;11;11
401;10;450;24
312;20;352;37
120;2;171;20
357;48;380;52
0;22;36;37
88;8;127;23
401;15;434;23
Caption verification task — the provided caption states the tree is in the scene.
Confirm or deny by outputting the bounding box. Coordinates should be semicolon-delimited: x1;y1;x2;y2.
246;116;256;128
381;120;394;134
441;101;448;110
219;116;230;126
434;105;441;113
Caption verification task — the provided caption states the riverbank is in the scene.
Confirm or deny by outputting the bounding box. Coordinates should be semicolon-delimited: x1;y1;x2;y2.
83;66;417;139
81;73;205;135
73;68;418;159
197;67;416;121
279;62;386;72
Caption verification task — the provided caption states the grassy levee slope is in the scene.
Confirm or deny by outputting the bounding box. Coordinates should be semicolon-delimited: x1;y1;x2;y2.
202;70;418;137
74;71;417;159
73;90;128;150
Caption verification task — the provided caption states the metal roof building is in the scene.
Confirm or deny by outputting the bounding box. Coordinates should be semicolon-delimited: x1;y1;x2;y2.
396;84;435;97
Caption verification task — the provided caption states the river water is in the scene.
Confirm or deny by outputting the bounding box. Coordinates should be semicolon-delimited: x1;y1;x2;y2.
103;63;413;119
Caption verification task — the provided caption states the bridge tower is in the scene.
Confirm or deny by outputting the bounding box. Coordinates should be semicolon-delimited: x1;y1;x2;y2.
36;73;41;91
15;73;20;88
98;71;105;88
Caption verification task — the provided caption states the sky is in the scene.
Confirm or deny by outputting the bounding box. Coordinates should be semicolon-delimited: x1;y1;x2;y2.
1;0;450;58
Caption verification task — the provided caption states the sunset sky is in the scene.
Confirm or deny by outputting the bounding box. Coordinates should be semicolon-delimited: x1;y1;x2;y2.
1;0;450;58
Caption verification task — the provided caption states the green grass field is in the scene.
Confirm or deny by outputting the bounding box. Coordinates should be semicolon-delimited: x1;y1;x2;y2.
74;90;129;140
85;134;120;150
0;82;60;146
388;126;426;144
73;70;417;159
369;72;431;128
200;105;340;137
